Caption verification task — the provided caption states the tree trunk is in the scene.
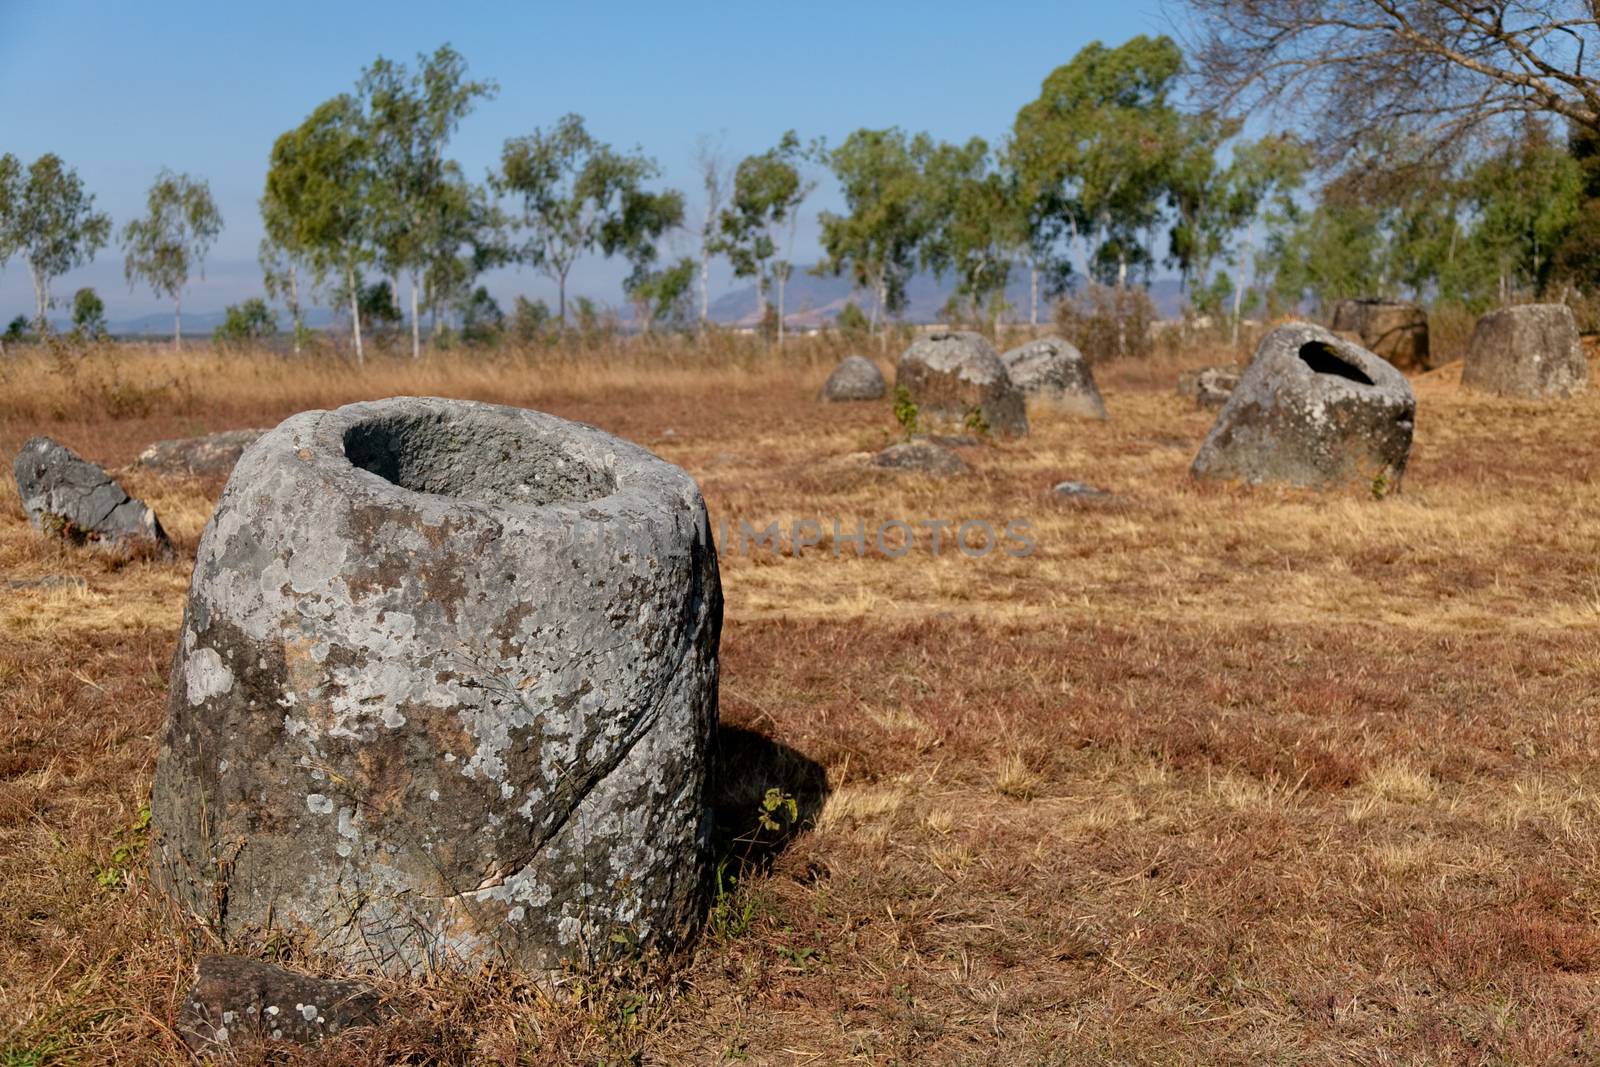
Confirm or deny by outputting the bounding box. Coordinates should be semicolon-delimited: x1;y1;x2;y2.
348;264;364;367
1116;253;1128;359
175;296;183;350
1232;220;1255;348
777;273;786;349
1029;264;1039;328
30;265;47;334
558;271;568;329
698;246;711;332
410;275;421;360
290;268;303;355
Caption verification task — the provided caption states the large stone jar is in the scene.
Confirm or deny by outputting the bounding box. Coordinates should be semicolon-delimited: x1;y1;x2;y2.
152;396;722;975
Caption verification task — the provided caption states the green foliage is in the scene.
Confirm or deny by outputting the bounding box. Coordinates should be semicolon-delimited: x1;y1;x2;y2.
359;45;496;357
94;806;150;891
835;300;870;336
963;406;990;437
625;256;696;333
213;298;278;348
510;295;553;344
120;169;223;343
0;153;111;330
817;128;932;331
70;287;106;338
4;315;27;341
359;279;403;332
264;93;376;358
497;113;682;325
1264;121;1584;312
893;384;919;439
1011;35;1188;289
920;136;1020;323
457;285;503;344
716;131;812;323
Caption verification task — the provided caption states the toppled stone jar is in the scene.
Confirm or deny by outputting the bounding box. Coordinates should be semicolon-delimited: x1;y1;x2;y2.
151;397;722;975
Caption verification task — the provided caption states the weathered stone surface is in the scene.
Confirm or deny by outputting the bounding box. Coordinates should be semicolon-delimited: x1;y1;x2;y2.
1192;324;1415;489
1330;299;1431;370
896;331;1027;437
872;440;966;476
177;954;387;1051
819;355;885;401
151;396;722;976
1000;336;1105;419
1052;480;1113;501
1177;366;1241;410
1194;368;1241;411
1462;303;1589;398
12;436;170;553
137;429;268;476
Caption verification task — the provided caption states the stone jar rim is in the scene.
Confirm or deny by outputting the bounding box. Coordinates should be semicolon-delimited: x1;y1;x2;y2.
271;395;703;531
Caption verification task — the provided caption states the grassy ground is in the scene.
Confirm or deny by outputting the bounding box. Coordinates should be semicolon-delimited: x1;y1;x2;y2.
2;333;1599;1064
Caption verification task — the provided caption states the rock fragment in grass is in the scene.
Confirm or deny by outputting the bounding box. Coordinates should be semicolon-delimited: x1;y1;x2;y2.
1462;303;1588;399
1052;481;1113;500
12;436;171;553
1001;336;1106;419
177;955;387;1051
1191;324;1414;490
1177;366;1242;410
150;396;722;976
872;440;966;476
136;428;267;476
820;355;886;401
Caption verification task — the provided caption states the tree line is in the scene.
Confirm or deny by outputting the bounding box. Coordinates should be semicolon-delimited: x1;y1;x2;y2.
6;17;1600;356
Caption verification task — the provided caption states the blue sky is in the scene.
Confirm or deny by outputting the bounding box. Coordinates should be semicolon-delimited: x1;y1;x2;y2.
0;1;1174;323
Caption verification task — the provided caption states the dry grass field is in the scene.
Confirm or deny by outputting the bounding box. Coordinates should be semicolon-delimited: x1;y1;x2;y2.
2;332;1599;1065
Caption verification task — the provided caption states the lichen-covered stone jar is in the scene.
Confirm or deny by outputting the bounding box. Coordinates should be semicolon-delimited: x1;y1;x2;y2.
152;396;721;975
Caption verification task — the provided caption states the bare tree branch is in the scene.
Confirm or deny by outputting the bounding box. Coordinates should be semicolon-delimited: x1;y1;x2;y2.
1179;0;1600;162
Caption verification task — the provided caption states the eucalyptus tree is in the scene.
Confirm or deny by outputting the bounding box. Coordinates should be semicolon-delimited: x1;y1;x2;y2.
1462;122;1583;303
717;130;814;341
263;94;376;363
919;136;1021;327
1211;133;1309;338
1012;36;1189;293
625;256;697;333
817;127;933;335
0;153;111;332
121;169;223;347
498;114;682;326
691;134;733;330
71;287;107;338
359;44;495;358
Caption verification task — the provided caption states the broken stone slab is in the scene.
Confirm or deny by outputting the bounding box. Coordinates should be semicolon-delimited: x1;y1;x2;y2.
1001;336;1106;419
151;396;722;976
136;428;267;477
896;331;1027;437
1462;303;1589;399
1177;366;1242;410
819;355;886;401
1192;324;1414;490
12;436;171;553
177;954;387;1052
1330;299;1431;371
872;440;966;476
